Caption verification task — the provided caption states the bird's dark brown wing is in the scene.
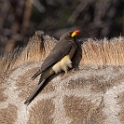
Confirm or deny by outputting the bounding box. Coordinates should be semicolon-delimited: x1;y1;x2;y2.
40;40;73;72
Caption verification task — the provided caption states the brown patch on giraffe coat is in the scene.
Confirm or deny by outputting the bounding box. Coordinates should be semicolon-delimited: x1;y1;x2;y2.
117;92;124;123
65;78;89;90
28;99;54;124
66;66;124;93
64;96;105;124
0;87;7;102
0;104;17;123
0;71;12;102
89;66;124;93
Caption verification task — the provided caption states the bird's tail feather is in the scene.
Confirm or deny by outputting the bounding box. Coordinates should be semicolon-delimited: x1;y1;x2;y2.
31;69;42;80
24;79;46;105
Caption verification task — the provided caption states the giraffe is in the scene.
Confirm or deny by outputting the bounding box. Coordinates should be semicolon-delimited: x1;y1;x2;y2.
0;31;124;124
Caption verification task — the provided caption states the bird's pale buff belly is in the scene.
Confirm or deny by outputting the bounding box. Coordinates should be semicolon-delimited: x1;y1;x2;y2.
52;55;72;74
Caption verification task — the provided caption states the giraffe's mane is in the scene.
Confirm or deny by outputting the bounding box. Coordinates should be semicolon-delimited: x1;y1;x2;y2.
0;32;124;73
0;33;56;73
81;37;124;66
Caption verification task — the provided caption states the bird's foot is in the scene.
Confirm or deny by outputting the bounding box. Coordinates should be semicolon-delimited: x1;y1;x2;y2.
71;67;79;73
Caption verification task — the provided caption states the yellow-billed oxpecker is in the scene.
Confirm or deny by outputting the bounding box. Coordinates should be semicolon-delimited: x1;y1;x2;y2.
24;30;80;105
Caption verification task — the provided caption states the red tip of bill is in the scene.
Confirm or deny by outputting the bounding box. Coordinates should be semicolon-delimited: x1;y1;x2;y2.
75;30;80;34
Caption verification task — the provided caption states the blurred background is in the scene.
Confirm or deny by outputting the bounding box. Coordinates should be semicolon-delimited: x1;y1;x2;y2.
0;0;124;53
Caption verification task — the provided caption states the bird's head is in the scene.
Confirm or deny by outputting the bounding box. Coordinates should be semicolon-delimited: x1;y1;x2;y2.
60;30;80;40
68;30;80;38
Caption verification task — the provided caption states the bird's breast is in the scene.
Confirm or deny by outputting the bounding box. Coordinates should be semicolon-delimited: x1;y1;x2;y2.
52;42;77;74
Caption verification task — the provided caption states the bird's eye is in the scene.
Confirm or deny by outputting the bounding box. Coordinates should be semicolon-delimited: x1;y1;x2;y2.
68;33;70;36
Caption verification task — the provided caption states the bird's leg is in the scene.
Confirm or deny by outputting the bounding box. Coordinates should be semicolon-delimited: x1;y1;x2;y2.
62;64;68;74
71;64;79;73
68;62;72;69
64;69;68;74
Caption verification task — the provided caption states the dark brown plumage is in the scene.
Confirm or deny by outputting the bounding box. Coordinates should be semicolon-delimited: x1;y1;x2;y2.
24;30;80;105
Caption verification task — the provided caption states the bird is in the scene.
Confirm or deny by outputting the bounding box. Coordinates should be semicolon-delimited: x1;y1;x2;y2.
24;30;80;105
